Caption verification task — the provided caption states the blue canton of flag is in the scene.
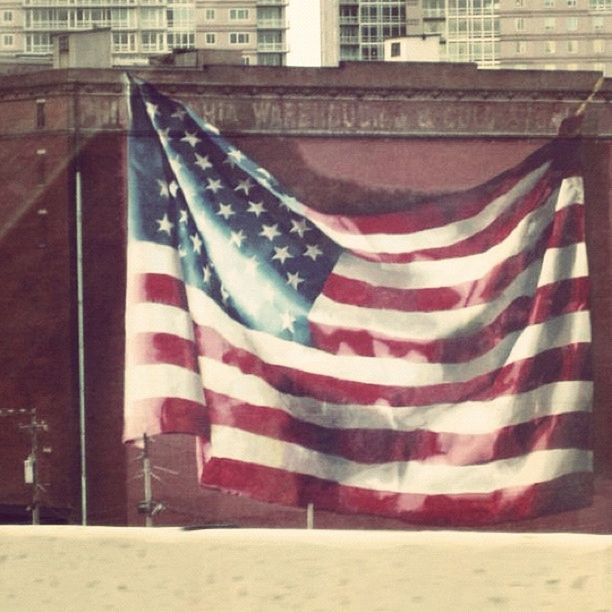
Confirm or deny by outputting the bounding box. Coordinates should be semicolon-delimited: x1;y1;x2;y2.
129;76;342;346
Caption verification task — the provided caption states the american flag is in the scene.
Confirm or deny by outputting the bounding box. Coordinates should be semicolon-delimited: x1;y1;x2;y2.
124;77;593;525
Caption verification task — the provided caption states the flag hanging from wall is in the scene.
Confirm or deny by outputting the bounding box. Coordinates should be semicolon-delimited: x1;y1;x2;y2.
124;76;593;526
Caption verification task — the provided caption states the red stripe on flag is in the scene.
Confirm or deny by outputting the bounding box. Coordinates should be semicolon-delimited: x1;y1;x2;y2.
197;326;591;406
130;332;200;371
199;456;593;526
323;204;585;310
124;397;208;440
312;278;589;360
205;392;591;466
129;272;188;307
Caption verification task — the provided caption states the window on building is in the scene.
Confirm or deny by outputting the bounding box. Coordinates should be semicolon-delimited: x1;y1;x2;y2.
567;39;578;53
2;10;12;22
204;32;216;45
241;55;250;65
229;8;249;20
566;16;578;30
567;0;576;6
544;0;554;6
141;31;165;52
515;40;527;54
545;40;556;54
593;39;605;53
113;31;136;52
2;34;14;47
204;8;215;20
229;32;250;45
390;41;401;57
515;17;525;31
515;0;524;6
258;52;283;66
589;0;611;9
544;17;555;30
167;31;194;49
25;33;51;54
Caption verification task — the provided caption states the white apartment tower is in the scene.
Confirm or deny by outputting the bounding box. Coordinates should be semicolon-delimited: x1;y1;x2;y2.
339;0;408;61
498;0;610;75
0;0;196;65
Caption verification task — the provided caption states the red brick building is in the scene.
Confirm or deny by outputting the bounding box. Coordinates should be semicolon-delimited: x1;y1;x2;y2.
0;63;610;530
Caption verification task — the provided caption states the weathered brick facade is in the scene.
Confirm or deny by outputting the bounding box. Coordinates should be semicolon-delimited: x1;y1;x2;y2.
0;63;610;529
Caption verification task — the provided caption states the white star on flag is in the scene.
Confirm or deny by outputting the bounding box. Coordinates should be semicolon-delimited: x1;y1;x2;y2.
272;245;293;264
304;244;323;261
195;153;213;171
217;203;235;220
290;219;309;238
286;271;304;290
259;224;281;241
229;229;246;248
280;312;296;333
247;201;266;217
181;131;201;148
190;233;203;254
205;178;223;194
235;178;254;195
179;209;188;224
202;265;212;284
156;213;174;235
157;179;170;198
227;148;244;163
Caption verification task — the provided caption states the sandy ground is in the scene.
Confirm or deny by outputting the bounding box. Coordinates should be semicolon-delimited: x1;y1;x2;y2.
0;526;611;611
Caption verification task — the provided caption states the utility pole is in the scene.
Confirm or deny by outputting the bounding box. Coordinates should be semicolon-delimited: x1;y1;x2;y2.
137;434;167;527
9;409;48;525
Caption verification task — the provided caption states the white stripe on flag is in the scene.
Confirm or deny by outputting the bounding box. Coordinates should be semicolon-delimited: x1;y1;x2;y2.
210;425;593;495
185;287;591;386
125;363;204;404
334;232;586;293
201;359;592;434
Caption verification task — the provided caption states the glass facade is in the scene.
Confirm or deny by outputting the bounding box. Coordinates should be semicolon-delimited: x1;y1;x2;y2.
339;1;406;61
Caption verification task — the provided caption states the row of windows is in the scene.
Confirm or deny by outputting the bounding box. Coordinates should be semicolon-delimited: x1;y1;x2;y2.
447;18;500;35
21;30;196;53
24;7;167;30
203;31;250;45
514;39;606;53
112;30;193;51
514;15;605;31
203;31;285;46
204;8;251;21
522;0;612;6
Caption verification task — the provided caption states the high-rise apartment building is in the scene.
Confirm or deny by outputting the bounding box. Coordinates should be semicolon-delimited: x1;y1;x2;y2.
339;0;407;61
0;0;337;67
0;0;196;65
498;0;610;75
